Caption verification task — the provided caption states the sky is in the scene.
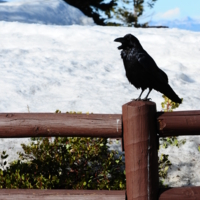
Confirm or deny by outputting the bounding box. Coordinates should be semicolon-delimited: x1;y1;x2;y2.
139;0;200;21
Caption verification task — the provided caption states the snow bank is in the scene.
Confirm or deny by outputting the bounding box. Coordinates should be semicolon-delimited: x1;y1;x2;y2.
0;0;94;25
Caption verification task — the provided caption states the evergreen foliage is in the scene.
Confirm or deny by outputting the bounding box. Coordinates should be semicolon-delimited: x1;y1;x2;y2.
62;0;117;25
113;0;157;27
62;0;158;27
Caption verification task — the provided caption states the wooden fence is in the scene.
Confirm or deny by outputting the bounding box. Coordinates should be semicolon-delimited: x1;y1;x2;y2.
0;101;200;199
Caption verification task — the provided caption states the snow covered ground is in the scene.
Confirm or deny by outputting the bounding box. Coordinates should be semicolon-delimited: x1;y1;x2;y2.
1;0;200;187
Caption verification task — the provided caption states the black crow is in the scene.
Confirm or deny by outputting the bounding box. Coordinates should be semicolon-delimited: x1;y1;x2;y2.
114;34;182;103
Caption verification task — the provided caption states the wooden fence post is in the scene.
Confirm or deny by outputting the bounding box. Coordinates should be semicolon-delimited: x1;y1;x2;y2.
122;101;158;200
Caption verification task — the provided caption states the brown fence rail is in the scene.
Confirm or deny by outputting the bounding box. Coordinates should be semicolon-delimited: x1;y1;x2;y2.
0;113;122;138
159;187;200;200
0;190;125;200
157;111;200;136
1;101;200;200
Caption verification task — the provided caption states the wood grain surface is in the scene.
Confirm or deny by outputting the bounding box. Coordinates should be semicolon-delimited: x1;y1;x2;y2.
0;113;122;138
159;186;200;199
157;111;200;136
0;189;125;200
122;101;158;200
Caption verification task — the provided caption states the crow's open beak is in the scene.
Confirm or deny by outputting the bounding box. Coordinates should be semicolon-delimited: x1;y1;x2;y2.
114;37;124;42
114;37;125;50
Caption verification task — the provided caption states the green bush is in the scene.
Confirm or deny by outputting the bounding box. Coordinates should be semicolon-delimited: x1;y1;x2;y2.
0;137;125;189
161;95;183;112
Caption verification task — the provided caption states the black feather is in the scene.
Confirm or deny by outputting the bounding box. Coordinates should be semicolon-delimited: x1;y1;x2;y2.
114;34;182;103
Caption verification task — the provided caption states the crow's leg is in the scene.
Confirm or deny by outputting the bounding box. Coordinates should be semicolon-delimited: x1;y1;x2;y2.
132;89;144;101
142;88;152;101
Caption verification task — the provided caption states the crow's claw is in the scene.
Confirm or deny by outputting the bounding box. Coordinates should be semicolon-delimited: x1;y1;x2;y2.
142;98;151;101
131;98;142;101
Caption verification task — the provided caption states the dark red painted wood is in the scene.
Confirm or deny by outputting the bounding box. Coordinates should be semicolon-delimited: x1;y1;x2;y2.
157;111;200;137
159;186;200;199
1;107;200;200
0;189;125;200
2;111;200;138
122;101;158;200
0;113;122;138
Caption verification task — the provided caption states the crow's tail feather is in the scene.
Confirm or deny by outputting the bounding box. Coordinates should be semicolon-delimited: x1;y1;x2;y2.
156;84;182;104
163;85;182;103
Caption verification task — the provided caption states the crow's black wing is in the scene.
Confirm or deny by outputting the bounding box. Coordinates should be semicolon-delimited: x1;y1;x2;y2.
134;49;181;103
135;49;168;82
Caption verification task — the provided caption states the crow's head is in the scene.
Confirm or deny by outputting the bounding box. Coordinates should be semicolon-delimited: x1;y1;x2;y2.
114;34;140;50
